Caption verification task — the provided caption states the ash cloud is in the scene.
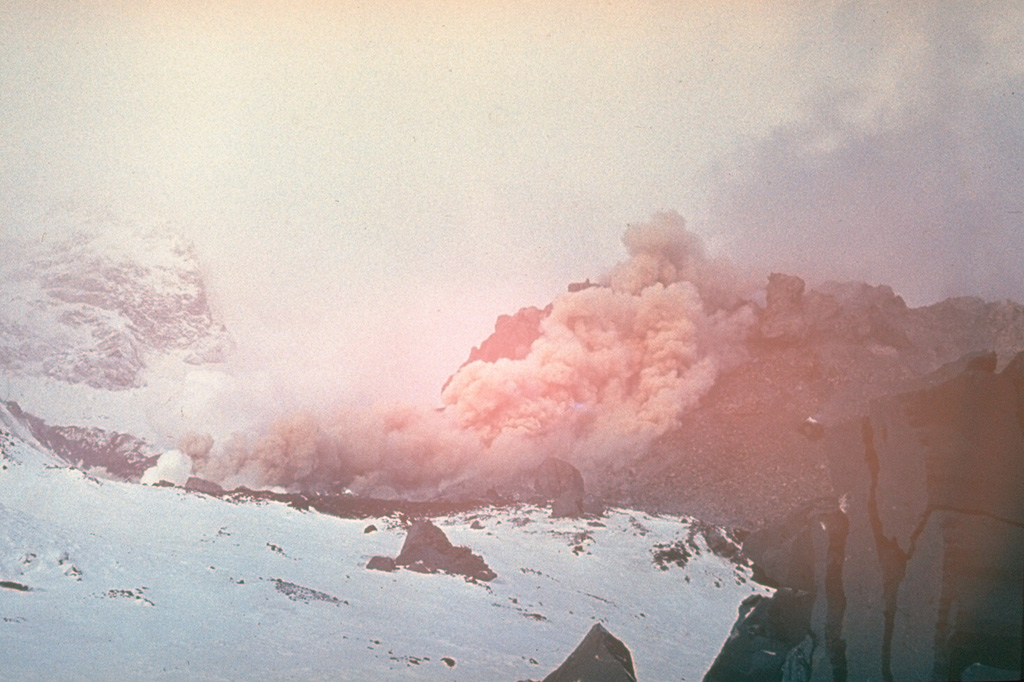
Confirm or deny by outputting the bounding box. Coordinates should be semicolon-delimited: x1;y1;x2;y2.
704;2;1024;306
192;213;756;497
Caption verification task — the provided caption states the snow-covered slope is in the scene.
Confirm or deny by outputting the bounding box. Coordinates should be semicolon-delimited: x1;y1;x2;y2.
0;418;767;681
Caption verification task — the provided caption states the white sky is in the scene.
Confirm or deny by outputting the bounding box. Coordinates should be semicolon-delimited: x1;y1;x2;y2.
2;1;1022;407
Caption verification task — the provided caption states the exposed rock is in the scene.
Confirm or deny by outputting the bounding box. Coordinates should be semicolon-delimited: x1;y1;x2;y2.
366;556;395;572
184;477;224;495
704;589;815;682
535;457;584;499
550;491;584;519
828;351;1024;681
393;520;496;581
3;401;157;479
442;305;551;391
0;224;232;390
711;351;1024;681
542;623;637;682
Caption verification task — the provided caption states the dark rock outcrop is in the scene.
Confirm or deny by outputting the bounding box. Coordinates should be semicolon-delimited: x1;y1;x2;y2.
705;589;815;682
3;401;157;478
710;351;1024;681
365;556;395;572
442;305;551;392
535;457;586;518
184;477;224;495
542;623;637;682
392;520;496;581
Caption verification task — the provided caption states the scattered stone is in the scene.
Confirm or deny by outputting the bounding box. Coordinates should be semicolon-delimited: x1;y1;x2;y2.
271;579;342;605
470;520;484;530
542;623;637;682
441;656;456;668
363;524;377;534
366;556;396;572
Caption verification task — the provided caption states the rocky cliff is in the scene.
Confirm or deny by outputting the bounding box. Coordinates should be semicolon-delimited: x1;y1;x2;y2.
708;352;1024;681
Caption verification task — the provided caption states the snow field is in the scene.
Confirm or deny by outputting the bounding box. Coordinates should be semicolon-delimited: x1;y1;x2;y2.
1;434;767;681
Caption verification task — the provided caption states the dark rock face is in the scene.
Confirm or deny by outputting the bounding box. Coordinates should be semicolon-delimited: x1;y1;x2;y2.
710;352;1024;681
829;351;1024;681
4;401;156;478
542;623;637;682
705;589;815;682
393;520;496;582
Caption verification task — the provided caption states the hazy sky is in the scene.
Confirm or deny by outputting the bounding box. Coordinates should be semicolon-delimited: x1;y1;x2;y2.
2;1;1022;406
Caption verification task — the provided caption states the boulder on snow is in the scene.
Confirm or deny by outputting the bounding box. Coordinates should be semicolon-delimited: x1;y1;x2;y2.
366;556;396;572
184;477;224;495
535;457;586;517
394;520;496;581
542;623;637;682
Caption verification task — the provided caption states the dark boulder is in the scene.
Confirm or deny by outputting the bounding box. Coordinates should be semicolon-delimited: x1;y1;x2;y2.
535;457;585;500
543;623;637;682
394;520;496;581
184;477;224;495
536;457;585;517
366;556;395;572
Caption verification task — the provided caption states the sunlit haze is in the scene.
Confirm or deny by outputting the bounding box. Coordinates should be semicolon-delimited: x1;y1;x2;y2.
3;0;1022;408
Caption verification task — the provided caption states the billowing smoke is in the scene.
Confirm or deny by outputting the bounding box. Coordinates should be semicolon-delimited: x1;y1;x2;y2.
141;450;193;487
191;213;755;496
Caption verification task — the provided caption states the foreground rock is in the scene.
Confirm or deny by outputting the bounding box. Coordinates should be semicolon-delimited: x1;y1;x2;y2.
542;623;637;682
367;520;496;582
709;351;1024;681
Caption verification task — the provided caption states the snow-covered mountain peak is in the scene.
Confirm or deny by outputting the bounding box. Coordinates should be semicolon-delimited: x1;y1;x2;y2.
1;213;234;393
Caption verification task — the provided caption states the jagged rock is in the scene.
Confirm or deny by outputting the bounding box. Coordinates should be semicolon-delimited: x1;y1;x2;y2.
704;588;815;682
0;225;232;390
394;520;496;581
759;273;809;344
442;305;551;391
542;623;636;682
4;401;157;479
365;556;395;572
184;477;224;495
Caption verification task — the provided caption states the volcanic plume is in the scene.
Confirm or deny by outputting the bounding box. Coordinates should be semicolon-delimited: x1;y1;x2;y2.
191;212;755;496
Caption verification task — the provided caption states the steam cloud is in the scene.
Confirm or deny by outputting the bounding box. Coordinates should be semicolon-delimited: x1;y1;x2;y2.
191;213;755;497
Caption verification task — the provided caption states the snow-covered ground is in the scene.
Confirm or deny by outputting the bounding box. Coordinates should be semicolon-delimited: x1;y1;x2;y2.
0;418;766;682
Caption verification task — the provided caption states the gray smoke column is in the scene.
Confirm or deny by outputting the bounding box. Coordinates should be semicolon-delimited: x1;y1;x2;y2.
195;213;755;495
